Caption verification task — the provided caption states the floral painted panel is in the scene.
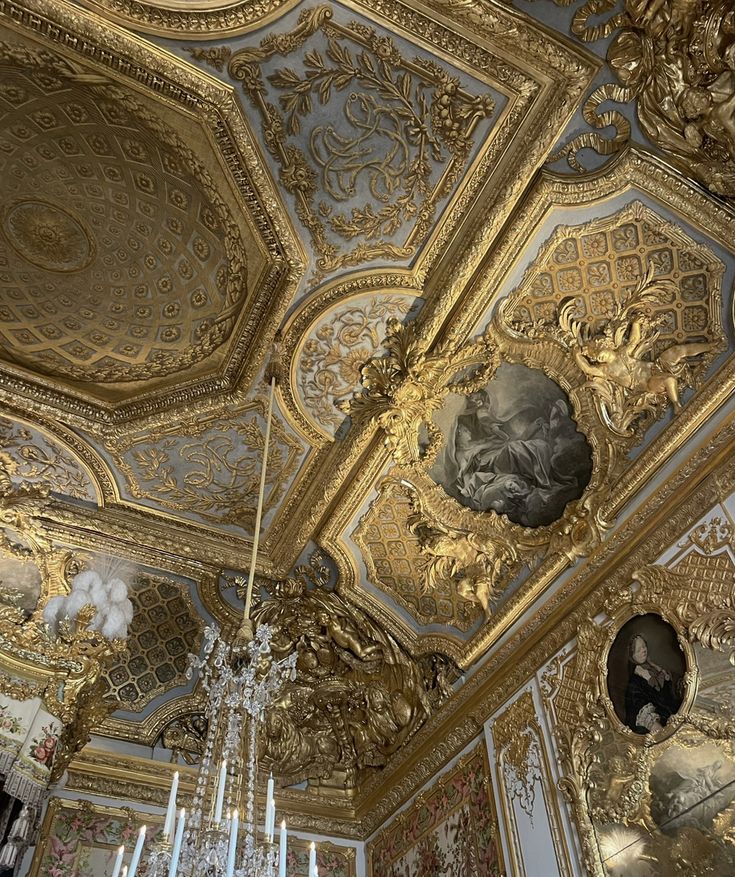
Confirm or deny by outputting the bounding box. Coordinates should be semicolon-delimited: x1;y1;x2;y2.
31;800;162;877
0;695;62;806
368;742;503;877
286;840;356;877
31;800;355;877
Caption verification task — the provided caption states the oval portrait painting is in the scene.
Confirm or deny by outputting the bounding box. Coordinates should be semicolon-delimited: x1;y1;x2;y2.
606;613;687;736
427;363;593;527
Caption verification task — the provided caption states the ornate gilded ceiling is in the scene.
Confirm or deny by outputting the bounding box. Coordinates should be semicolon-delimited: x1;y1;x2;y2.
1;0;735;823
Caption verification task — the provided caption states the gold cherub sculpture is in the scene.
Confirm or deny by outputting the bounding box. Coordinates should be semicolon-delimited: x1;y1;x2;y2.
559;266;717;436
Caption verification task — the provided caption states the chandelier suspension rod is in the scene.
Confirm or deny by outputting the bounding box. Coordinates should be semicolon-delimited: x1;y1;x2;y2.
243;373;276;624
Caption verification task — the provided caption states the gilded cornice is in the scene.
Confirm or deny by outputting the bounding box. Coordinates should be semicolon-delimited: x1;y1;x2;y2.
76;0;301;39
66;748;363;838
98;693;207;745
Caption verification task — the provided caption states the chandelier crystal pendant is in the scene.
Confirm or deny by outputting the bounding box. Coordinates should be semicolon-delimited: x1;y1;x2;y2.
126;374;317;877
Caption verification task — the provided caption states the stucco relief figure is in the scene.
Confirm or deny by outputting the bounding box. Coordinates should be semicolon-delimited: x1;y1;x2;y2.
606;613;686;735
559;268;717;435
430;364;592;528
252;567;455;785
565;0;735;197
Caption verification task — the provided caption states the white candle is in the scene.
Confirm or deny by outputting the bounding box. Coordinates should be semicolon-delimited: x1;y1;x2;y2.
127;826;146;877
278;820;287;877
226;808;239;877
214;759;227;824
110;845;124;877
265;773;275;840
163;771;179;839
167;808;186;877
268;800;276;843
308;841;316;877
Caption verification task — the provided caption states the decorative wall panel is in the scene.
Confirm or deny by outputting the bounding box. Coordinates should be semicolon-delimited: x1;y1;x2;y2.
542;488;735;876
367;741;503;876
30;798;355;877
30;799;162;877
488;690;573;877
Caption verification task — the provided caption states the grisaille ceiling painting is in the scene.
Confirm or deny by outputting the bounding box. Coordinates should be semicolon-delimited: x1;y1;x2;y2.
0;0;734;834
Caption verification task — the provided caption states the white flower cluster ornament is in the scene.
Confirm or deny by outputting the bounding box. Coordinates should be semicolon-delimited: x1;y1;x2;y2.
43;557;134;641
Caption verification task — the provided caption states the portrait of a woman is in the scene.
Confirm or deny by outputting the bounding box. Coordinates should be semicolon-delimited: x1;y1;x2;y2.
624;634;683;734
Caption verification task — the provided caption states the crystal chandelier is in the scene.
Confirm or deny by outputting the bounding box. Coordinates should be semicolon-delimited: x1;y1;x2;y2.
109;376;319;877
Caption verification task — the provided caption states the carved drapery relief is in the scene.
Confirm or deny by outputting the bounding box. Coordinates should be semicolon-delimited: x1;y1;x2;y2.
343;201;723;628
552;557;735;876
553;0;735;198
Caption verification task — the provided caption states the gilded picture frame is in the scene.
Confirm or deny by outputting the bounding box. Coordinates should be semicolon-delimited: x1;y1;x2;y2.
599;606;698;745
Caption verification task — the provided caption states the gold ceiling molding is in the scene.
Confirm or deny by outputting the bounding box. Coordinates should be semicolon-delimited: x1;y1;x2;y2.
76;0;300;39
422;147;735;345
218;0;598;284
227;5;499;278
0;0;303;422
353;477;483;631
353;416;735;832
0;42;248;389
0;412;102;504
65;748;364;838
98;692;206;747
65;749;197;810
105;397;305;532
266;147;735;578
329;223;723;651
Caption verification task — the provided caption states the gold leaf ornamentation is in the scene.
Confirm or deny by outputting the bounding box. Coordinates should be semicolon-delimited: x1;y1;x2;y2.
554;0;735;198
228;6;496;276
297;294;419;435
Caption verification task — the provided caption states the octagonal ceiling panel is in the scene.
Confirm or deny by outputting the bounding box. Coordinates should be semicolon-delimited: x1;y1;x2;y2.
0;19;300;416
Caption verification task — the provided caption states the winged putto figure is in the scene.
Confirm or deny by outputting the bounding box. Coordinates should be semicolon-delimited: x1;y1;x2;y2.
557;266;716;436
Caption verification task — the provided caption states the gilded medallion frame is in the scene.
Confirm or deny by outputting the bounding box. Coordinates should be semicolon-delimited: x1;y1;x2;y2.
597;604;698;746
